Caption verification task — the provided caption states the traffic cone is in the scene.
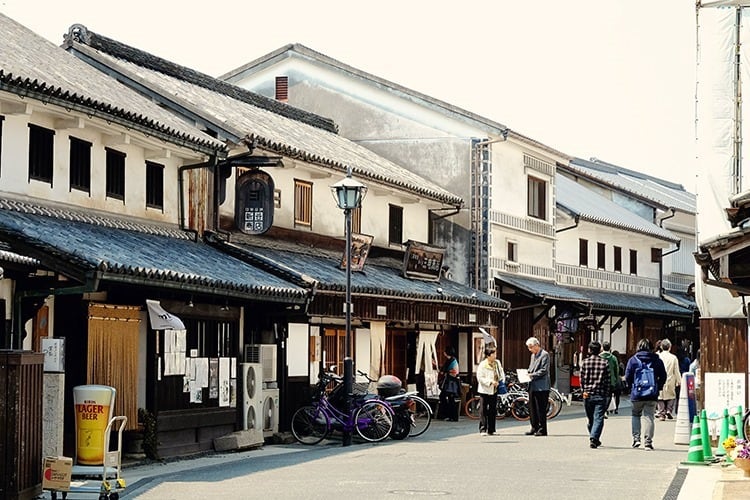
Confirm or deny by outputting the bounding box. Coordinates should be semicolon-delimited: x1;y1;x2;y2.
700;409;714;462
673;374;692;445
735;406;745;440
728;409;738;438
681;416;708;465
716;408;730;456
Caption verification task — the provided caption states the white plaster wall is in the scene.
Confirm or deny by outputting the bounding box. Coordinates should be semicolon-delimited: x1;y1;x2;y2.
555;217;668;280
0;104;204;224
220;159;438;247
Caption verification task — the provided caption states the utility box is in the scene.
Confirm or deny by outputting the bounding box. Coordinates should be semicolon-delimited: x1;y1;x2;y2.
0;350;44;500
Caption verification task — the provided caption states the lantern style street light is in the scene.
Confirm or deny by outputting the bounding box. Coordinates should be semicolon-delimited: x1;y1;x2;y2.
331;166;367;447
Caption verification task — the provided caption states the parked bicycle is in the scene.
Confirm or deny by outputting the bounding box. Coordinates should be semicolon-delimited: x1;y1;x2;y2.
290;370;394;445
356;370;432;439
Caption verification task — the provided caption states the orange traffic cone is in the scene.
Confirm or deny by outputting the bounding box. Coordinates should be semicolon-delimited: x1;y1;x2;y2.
681;416;709;465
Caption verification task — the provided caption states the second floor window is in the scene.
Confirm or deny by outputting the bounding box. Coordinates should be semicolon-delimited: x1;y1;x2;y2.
597;242;606;269
69;137;92;193
614;246;622;272
146;161;164;210
651;248;662;263
352;206;362;234
527;176;547;220
294;179;313;227
106;148;126;200
28;124;54;184
508;241;518;263
630;249;638;275
579;238;588;266
389;204;403;245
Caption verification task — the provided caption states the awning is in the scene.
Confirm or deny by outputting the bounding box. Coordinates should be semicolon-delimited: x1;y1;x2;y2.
207;234;509;323
495;273;693;319
0;202;307;303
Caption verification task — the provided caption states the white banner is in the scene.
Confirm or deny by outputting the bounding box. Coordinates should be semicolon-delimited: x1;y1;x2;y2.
146;299;186;330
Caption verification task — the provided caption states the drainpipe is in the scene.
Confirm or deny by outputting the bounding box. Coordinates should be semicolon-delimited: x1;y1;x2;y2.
657;208;678;298
556;215;580;233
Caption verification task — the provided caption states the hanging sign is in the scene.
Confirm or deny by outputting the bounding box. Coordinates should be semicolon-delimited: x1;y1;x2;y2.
235;169;275;235
402;240;444;281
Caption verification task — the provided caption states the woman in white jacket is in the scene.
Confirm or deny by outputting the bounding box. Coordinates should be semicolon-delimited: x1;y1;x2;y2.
476;348;505;436
657;339;681;420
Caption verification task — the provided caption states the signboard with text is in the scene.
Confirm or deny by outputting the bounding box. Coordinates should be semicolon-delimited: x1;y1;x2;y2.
402;240;444;281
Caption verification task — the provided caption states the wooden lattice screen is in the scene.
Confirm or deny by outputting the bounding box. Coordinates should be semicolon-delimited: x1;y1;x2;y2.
87;303;140;431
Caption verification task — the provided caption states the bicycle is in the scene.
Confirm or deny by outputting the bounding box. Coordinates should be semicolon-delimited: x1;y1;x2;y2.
356;370;432;438
464;384;528;420
290;371;394;445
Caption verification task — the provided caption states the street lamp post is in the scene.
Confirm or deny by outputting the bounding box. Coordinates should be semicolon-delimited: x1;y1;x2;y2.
331;166;367;447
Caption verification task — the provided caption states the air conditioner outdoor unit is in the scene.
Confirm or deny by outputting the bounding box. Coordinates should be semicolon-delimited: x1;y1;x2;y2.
240;362;264;446
261;388;280;438
245;344;277;383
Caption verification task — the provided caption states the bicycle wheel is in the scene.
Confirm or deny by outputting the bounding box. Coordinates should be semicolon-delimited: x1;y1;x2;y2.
408;396;432;437
510;396;531;421
546;397;557;419
355;400;393;442
291;405;329;445
464;397;481;420
548;389;564;418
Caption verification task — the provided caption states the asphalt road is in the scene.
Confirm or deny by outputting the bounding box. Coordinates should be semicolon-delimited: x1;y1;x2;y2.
109;401;709;500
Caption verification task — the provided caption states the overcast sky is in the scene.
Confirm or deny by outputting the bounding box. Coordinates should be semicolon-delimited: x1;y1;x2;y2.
2;1;699;190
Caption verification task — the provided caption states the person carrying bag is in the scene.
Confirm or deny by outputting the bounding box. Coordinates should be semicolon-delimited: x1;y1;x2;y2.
439;346;460;421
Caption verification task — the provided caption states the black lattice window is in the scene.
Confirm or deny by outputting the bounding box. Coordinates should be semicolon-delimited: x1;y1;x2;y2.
69;136;92;193
146;161;164;210
106;148;126;200
28;124;54;184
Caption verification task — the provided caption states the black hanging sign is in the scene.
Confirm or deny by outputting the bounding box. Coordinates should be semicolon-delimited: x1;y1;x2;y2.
235;170;274;235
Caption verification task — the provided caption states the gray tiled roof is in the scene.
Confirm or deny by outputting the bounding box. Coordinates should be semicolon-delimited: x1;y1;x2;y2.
0;14;225;155
0;203;306;302
65;29;463;207
495;272;692;318
567;158;696;214
556;174;679;242
213;237;508;311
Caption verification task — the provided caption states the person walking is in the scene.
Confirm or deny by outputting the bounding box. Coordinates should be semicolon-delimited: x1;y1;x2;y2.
581;341;611;448
438;346;460;422
524;337;550;437
611;350;625;413
476;348;504;435
625;338;667;450
656;339;681;420
599;341;619;417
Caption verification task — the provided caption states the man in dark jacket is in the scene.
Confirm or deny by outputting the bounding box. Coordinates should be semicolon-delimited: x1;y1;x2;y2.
624;338;667;450
581;341;610;449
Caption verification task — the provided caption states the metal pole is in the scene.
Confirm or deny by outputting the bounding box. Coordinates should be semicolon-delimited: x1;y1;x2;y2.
343;205;353;447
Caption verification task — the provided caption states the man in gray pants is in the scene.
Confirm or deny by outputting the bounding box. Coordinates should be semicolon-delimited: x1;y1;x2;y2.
524;337;550;436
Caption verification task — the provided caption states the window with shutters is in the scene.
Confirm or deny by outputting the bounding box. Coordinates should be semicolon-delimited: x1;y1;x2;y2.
294;179;313;227
28;124;54;184
389;204;403;245
69;136;92;193
579;239;588;267
614;246;622;272
630;249;638;275
145;161;164;210
527;176;547;220
106;148;126;200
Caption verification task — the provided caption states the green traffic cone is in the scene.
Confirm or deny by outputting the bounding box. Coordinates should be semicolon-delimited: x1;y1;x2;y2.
700;409;714;462
716;408;730;456
682;416;708;465
729;409;738;438
736;406;745;440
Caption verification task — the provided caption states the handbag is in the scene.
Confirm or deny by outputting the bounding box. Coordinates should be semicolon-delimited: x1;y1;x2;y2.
496;379;508;395
607;397;617;412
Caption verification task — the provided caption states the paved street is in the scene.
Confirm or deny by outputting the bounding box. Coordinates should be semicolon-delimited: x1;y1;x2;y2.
102;401;734;500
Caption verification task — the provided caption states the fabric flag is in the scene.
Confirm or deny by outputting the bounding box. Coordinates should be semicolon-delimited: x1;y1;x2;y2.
146;299;185;330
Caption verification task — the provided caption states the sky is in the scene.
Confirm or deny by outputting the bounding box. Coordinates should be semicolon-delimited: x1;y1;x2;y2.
1;1;700;190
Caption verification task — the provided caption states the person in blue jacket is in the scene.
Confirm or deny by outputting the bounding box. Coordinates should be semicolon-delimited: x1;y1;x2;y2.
624;338;667;450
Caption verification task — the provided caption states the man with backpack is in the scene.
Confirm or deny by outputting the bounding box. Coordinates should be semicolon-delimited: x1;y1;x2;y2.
624;338;667;450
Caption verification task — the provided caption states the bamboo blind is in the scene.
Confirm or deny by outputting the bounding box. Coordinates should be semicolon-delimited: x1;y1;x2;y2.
87;303;141;431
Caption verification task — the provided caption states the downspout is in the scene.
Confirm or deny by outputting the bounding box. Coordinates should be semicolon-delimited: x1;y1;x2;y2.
658;208;679;299
555;215;580;233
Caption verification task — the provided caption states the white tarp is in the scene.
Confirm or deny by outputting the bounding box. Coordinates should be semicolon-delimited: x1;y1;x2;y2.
695;5;750;317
